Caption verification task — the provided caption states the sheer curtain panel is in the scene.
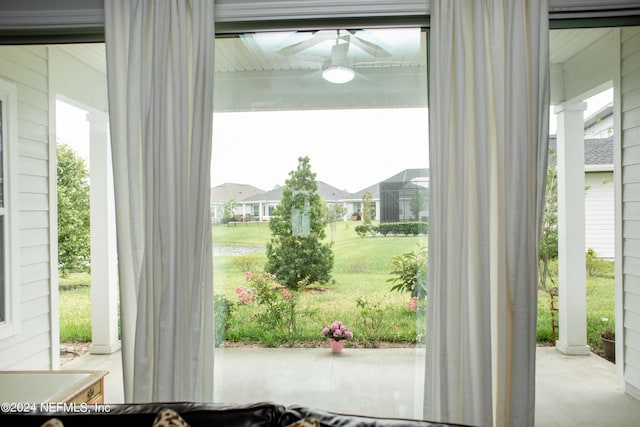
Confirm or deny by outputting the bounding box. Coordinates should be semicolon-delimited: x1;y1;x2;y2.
104;0;215;402
425;1;549;426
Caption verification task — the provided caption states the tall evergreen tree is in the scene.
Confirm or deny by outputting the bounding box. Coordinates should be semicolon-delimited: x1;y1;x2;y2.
57;143;91;276
265;156;334;290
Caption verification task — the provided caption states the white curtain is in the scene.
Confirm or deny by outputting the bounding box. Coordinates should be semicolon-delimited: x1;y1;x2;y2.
425;1;549;426
104;0;215;402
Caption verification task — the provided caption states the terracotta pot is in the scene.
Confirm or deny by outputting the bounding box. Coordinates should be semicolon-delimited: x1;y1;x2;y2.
330;339;345;353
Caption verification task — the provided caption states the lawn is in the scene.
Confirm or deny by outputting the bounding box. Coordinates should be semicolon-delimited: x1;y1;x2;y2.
59;222;615;351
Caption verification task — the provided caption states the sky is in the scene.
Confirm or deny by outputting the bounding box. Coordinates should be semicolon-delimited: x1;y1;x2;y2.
211;108;429;193
56;88;613;193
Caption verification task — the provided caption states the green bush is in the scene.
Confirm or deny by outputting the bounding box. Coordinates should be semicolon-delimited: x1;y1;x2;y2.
387;244;427;298
586;248;614;278
378;222;428;236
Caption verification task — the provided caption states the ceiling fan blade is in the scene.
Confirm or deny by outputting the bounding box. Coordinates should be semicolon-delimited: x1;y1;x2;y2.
350;35;392;57
330;42;350;65
276;31;335;56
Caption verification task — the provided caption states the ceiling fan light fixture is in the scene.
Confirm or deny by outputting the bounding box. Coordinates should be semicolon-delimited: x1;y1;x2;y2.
322;65;355;84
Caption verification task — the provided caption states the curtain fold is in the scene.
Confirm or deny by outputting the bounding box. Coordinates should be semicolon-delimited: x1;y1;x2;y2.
104;0;215;402
425;1;549;426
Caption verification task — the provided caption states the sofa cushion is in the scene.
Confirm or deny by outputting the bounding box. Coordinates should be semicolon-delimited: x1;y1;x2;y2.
0;402;284;427
280;405;474;427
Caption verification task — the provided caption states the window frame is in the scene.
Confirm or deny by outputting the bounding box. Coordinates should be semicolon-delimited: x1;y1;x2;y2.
0;77;20;341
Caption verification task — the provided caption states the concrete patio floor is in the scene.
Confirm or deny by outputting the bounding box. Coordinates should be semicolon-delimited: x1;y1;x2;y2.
62;345;640;426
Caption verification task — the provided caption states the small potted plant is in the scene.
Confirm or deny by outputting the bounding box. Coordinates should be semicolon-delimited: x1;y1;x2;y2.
600;328;615;362
321;321;353;353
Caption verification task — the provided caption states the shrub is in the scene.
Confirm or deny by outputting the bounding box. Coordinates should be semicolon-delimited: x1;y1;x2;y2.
586;248;614;278
214;294;235;347
387;244;427;298
356;297;386;347
377;222;428;236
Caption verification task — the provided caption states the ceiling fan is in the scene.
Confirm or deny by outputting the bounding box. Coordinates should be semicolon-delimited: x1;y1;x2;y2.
275;30;393;84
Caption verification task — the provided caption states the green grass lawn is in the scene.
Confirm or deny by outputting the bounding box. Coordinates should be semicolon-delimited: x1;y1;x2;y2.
59;222;615;350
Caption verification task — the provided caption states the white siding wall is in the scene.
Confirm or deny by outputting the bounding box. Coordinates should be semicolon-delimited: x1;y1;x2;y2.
0;46;52;369
621;26;640;399
585;171;615;259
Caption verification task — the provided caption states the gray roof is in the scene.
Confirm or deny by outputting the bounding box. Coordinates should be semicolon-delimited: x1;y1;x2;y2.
381;168;430;183
210;183;265;203
548;136;613;166
241;181;351;203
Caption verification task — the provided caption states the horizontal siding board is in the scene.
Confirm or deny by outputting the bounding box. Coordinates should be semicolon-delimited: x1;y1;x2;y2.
18;193;49;211
623;255;640;276
0;47;47;76
20;261;50;285
18;156;48;178
626;364;640;392
0;330;50;370
622;30;640;57
623;239;640;255
18;101;47;127
623;163;640;183
18;138;48;160
626;275;640;296
622;49;640;78
623;202;640;220
622;183;640;202
0;57;47;92
622;68;640;96
623;87;640;113
18;174;48;194
19;211;48;230
20;279;49;303
19;228;49;249
17;84;47;110
20;245;49;266
627;328;640;352
622;124;640;148
20;296;49;322
623;221;640;239
623;145;640;165
622;108;640;131
8;348;51;370
18;119;47;144
625;311;640;331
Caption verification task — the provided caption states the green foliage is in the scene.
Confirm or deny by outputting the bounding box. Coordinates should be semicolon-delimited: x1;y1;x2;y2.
361;191;375;225
59;286;92;342
214;294;235;347
409;192;427;220
377;222;428;236
222;199;237;224
238;271;304;346
265;157;334;290
57;144;91;277
355;224;374;237
387;244;427;298
324;202;347;243
539;165;558;291
586;248;615;278
355;297;386;347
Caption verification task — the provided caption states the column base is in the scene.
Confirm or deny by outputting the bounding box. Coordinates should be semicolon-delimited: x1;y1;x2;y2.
90;340;121;354
555;340;591;356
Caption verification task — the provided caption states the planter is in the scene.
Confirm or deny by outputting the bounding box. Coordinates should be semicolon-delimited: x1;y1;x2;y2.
601;335;615;362
329;339;345;353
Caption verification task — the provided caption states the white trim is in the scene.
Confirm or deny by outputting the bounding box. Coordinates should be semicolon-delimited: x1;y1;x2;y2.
0;78;20;341
0;1;637;31
48;49;60;369
215;0;430;22
585;164;614;172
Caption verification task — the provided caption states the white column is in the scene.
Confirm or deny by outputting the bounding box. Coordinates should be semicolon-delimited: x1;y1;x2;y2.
88;111;121;354
555;101;590;355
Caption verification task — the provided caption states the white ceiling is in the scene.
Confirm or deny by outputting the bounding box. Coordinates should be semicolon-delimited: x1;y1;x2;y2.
54;27;615;111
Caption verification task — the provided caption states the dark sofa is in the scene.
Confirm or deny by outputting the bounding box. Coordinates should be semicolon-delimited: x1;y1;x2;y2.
0;402;470;427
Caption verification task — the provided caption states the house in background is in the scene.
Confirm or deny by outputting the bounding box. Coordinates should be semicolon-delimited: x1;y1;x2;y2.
379;168;429;223
210;183;265;223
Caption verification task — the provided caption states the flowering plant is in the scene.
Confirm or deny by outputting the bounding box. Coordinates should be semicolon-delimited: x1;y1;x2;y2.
321;320;354;341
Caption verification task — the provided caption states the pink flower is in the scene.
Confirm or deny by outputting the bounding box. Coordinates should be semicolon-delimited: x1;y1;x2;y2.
345;331;353;339
236;286;253;305
321;327;330;336
282;289;292;300
245;271;252;281
334;329;343;337
407;297;419;312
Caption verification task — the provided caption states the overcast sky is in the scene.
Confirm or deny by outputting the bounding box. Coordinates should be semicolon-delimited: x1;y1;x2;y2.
211;108;429;193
